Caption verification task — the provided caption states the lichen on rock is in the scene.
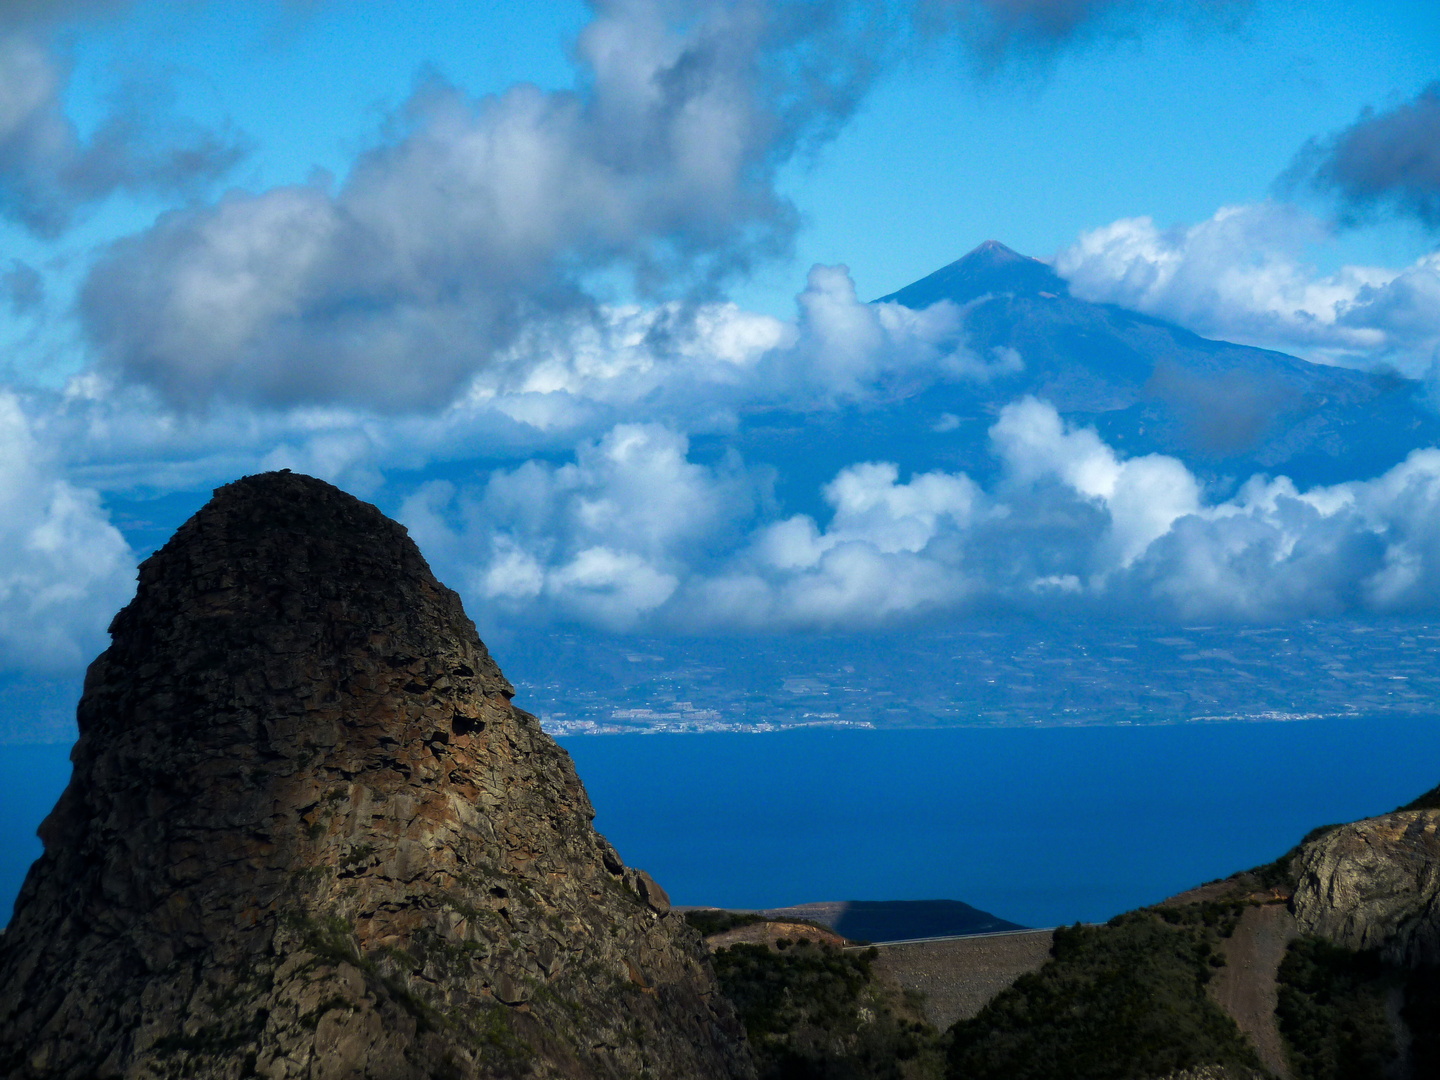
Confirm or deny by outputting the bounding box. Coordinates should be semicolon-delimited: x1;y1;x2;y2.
0;470;753;1080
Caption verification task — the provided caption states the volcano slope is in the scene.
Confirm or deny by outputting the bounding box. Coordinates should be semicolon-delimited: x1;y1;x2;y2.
0;471;753;1080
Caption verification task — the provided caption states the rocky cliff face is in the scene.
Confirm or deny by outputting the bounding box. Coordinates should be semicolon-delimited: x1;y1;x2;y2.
1292;808;1440;968
0;471;753;1080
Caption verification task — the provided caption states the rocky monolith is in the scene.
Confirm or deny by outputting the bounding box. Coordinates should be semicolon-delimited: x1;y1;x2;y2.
0;471;753;1080
1291;807;1440;968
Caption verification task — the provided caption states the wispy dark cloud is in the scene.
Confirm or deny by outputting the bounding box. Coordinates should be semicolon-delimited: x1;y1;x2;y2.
0;25;248;237
921;0;1250;65
81;0;889;411
1285;83;1440;229
1;258;41;315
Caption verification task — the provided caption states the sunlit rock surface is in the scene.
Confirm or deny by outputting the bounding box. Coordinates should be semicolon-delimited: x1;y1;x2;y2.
1292;808;1440;968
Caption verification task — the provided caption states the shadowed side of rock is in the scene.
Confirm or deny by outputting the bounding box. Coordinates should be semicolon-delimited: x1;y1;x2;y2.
0;471;753;1080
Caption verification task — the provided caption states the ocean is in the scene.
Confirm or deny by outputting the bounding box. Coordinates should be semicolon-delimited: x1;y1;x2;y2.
4;715;1440;929
564;716;1440;927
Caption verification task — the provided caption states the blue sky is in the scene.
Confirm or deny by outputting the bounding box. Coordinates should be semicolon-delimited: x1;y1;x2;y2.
2;0;1440;741
18;0;1440;336
774;0;1440;300
43;3;1440;289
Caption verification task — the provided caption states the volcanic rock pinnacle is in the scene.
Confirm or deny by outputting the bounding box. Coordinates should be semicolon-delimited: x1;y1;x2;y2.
0;471;753;1080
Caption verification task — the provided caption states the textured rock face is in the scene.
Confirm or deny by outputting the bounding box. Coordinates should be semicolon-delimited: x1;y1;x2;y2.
0;472;753;1080
1292;809;1440;967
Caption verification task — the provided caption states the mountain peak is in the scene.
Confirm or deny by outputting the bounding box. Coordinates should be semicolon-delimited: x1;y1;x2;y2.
875;240;1068;309
0;470;752;1080
968;239;1027;263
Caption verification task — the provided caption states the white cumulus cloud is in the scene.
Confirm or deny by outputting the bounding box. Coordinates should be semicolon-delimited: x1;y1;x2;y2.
461;262;1023;429
397;397;1440;632
705;459;987;628
990;399;1440;620
991;395;1201;569
0;390;134;670
1055;202;1440;374
401;422;760;632
80;0;883;412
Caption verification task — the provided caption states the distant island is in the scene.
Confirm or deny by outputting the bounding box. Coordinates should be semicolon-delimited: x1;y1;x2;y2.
524;619;1440;736
502;240;1440;740
1;471;1436;1080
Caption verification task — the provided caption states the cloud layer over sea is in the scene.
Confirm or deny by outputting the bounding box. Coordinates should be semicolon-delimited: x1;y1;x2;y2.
1;0;1440;744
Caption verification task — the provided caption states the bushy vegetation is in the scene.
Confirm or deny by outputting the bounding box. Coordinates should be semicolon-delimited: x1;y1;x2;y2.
1400;965;1440;1076
712;940;944;1079
1243;827;1341;894
1275;937;1397;1080
683;909;769;936
1276;936;1440;1080
945;908;1269;1080
1397;781;1440;812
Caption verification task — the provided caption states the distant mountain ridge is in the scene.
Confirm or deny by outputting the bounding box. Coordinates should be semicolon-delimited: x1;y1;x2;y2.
874;240;1440;483
720;239;1440;527
757;898;1025;943
875;240;1070;308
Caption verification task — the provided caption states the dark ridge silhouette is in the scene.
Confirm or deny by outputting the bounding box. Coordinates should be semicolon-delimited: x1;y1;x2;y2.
757;898;1026;943
833;899;1025;943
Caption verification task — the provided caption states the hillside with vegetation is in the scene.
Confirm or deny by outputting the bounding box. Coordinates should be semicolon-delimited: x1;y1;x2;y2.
700;786;1440;1080
709;936;945;1080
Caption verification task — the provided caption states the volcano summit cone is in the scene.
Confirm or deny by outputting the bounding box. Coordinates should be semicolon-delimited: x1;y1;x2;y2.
0;471;752;1079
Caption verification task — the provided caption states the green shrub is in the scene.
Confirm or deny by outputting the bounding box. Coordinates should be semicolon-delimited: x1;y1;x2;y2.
682;909;768;936
712;940;943;1080
1275;937;1397;1080
945;912;1269;1080
1396;781;1440;812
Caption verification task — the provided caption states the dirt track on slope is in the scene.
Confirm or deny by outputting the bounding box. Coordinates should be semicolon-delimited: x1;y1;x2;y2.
1209;904;1298;1079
